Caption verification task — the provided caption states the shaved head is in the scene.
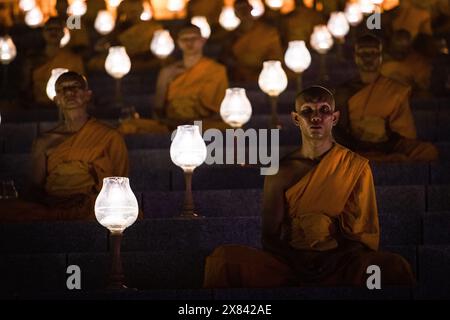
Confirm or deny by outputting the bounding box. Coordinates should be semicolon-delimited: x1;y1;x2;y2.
295;86;335;111
55;71;88;90
355;33;382;50
177;23;202;38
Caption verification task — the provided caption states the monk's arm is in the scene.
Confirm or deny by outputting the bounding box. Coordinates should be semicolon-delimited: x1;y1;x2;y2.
261;174;305;267
26;137;48;200
153;69;169;119
339;164;380;251
199;67;229;115
266;31;284;61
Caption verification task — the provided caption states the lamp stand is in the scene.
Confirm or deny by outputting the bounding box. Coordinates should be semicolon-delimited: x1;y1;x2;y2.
180;170;201;218
296;73;303;94
115;77;124;109
318;53;329;83
269;95;281;129
107;231;127;290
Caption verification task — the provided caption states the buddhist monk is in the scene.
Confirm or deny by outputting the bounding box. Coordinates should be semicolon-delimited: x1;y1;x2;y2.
22;17;85;107
281;0;325;43
119;24;229;134
221;0;284;82
381;30;434;97
0;72;129;222
391;0;432;39
204;86;415;288
334;34;439;162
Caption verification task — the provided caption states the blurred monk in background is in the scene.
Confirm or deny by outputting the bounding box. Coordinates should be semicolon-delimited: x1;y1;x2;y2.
204;86;415;288
0;72;129;222
334;34;439;162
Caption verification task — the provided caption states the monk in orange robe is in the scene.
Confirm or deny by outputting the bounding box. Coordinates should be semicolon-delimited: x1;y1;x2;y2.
204;86;415;288
221;0;284;82
119;24;229;134
334;34;438;162
391;0;432;39
0;72;129;222
381;29;433;96
22;17;85;107
281;0;325;43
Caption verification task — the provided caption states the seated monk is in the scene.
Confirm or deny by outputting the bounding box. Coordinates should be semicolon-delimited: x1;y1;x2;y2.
204;86;415;288
0;72;129;222
221;0;284;82
21;17;85;107
381;29;433;97
334;34;438;162
391;0;432;40
119;24;229;134
87;0;163;72
281;0;325;43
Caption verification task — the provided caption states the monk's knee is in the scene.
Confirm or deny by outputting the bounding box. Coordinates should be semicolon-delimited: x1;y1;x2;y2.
373;252;415;286
208;244;256;261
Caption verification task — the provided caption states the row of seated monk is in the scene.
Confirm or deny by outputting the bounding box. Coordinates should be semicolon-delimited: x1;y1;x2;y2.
0;68;418;288
2;0;447;108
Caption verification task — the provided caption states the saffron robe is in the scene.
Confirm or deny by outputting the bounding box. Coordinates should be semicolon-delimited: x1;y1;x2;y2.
203;145;415;288
392;0;433;39
0;119;129;222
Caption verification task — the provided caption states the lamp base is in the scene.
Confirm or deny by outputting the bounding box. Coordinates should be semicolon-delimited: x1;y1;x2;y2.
177;211;203;219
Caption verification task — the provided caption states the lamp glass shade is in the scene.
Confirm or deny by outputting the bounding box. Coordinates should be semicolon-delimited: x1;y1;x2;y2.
108;0;123;7
19;0;36;12
219;6;241;31
191;16;211;39
105;46;131;79
167;0;185;12
60;28;71;48
258;60;288;97
67;0;87;16
265;0;284;10
359;0;375;14
284;40;311;73
249;0;265;17
371;0;383;5
345;2;363;26
0;36;17;64
327;12;350;38
150;30;175;59
170;125;207;172
95;177;139;233
25;7;43;27
310;25;333;54
95;10;115;35
140;1;153;21
46;68;69;101
220;88;253;128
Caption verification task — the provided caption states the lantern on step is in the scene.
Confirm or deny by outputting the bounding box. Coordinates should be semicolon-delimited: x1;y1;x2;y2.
95;10;115;35
249;0;265;17
46;68;69;101
167;0;185;12
60;28;71;48
105;46;131;108
327;12;349;62
258;60;288;129
25;6;43;27
310;25;333;82
284;41;311;92
219;6;241;31
67;0;87;16
170;125;207;218
150;30;175;59
140;1;153;21
220;88;253;128
265;0;284;10
191;16;211;39
359;0;375;14
95;177;139;289
345;2;363;27
0;36;17;65
19;0;36;12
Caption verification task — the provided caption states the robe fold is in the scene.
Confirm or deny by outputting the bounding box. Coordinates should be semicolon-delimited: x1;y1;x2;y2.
32;49;85;106
0;119;129;222
392;0;433;39
231;21;284;81
341;75;438;162
203;145;415;288
282;7;324;42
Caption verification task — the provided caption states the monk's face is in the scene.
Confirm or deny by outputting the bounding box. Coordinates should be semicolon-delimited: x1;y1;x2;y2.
355;45;382;73
177;30;205;55
54;79;91;112
43;22;64;46
292;100;339;140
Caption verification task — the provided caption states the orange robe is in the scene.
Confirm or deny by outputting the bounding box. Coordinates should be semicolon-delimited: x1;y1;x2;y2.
381;52;432;93
347;75;438;162
0;119;129;222
392;0;433;39
204;144;415;288
282;6;324;42
231;21;284;82
187;0;223;25
32;49;85;106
